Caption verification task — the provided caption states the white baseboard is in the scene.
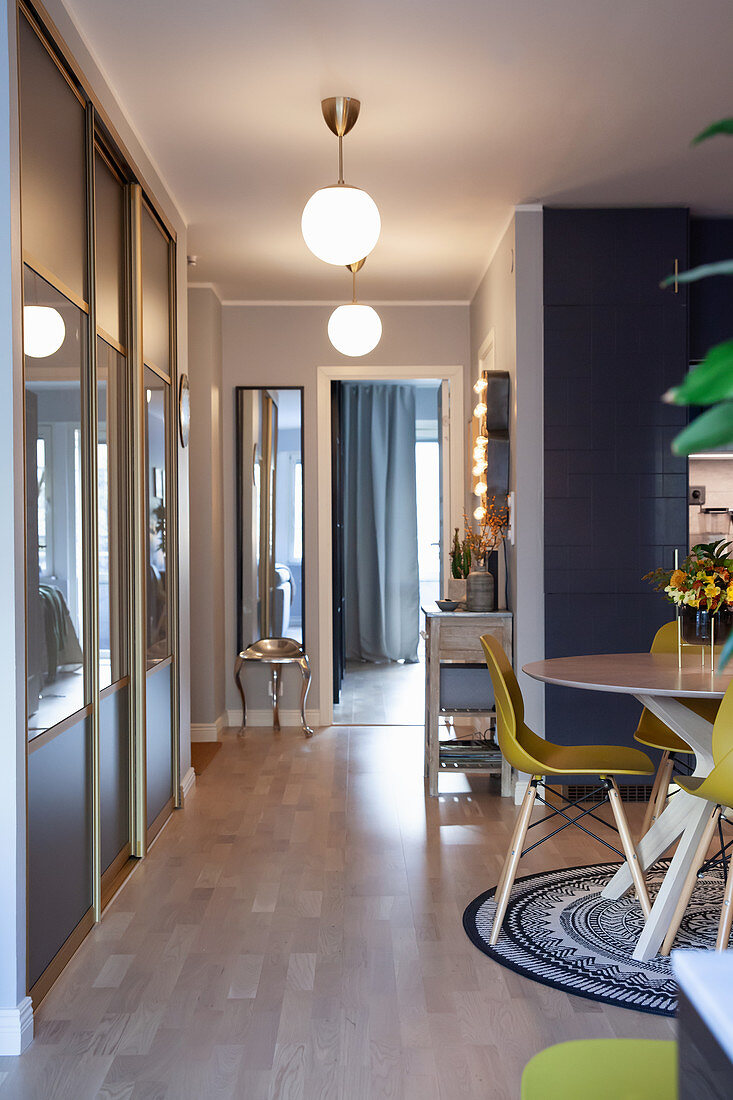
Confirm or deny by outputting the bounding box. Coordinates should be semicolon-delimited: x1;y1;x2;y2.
0;996;33;1054
514;776;530;805
190;711;228;743
180;766;196;801
226;707;320;729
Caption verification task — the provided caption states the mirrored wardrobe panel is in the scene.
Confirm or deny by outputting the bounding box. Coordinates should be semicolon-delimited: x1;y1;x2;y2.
236;387;304;651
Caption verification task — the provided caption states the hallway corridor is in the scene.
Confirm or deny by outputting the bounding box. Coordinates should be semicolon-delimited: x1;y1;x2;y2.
0;727;673;1099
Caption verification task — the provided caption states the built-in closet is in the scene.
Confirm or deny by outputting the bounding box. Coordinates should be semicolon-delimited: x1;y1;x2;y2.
19;2;180;1003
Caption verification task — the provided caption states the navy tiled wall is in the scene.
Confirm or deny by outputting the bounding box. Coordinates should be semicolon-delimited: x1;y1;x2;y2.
543;209;689;753
689;216;733;362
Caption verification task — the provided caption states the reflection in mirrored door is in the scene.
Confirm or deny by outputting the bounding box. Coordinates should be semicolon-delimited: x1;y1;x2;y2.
24;265;88;738
144;367;170;665
236;387;304;652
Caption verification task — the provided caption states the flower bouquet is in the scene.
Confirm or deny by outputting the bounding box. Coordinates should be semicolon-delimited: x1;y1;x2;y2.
644;539;733;645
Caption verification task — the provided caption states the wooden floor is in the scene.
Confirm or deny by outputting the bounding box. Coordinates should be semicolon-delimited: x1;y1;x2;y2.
0;725;674;1099
332;660;426;725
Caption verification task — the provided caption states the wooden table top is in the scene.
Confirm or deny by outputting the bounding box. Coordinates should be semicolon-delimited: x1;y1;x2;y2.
523;652;733;699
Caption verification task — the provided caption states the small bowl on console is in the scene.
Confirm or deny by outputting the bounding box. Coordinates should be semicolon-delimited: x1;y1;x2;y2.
436;599;459;612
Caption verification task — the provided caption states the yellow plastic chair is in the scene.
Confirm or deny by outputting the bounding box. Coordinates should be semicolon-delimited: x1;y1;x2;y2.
635;622;719;835
521;1038;677;1099
481;635;655;944
661;679;733;955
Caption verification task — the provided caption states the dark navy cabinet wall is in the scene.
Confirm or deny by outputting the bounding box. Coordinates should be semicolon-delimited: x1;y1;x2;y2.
544;209;689;755
690;216;733;362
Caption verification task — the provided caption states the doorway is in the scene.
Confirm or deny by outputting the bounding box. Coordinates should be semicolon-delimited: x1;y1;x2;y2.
331;380;442;724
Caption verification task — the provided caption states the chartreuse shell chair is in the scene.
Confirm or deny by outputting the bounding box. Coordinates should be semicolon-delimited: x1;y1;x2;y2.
635;621;720;835
660;678;733;955
481;635;655;944
521;1039;677;1100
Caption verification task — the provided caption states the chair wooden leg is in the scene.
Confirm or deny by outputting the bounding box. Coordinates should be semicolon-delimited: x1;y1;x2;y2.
605;778;652;919
660;804;721;956
650;753;675;827
641;752;669;838
490;779;538;946
716;854;733;951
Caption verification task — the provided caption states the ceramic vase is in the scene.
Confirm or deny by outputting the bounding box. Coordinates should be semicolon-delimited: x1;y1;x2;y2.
466;568;495;612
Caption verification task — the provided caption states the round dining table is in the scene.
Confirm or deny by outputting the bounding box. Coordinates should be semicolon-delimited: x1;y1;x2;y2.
523;651;733;962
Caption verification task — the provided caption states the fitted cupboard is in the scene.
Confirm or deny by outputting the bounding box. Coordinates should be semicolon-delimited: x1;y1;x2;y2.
19;2;180;1001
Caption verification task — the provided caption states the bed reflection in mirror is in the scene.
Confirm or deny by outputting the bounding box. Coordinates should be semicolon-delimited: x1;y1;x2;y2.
236;387;304;653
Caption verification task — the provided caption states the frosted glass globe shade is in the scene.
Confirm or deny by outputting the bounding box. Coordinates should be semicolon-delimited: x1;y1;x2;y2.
302;185;381;265
23;306;65;358
328;303;382;357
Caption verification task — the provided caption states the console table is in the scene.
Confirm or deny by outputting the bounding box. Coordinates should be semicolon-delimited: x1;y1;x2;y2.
423;609;513;797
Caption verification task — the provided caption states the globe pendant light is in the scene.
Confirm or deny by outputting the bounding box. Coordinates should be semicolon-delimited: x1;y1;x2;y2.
23;305;65;358
302;97;380;266
328;258;382;357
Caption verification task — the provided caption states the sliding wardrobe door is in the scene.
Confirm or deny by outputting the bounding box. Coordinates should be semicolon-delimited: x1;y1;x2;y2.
19;9;95;994
95;149;134;897
142;206;176;840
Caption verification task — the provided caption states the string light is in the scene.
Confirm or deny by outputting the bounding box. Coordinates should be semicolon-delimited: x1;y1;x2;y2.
473;401;487;418
473;376;488;394
474;505;486;520
474;480;487;496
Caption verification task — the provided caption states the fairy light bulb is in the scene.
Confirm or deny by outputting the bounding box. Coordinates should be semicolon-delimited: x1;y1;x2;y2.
474;377;488;395
472;462;487;477
475;435;488;449
474;480;487;496
474;505;486;520
473;402;487;418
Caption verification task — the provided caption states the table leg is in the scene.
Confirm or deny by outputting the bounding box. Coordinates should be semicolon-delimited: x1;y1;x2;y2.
632;798;716;961
298;657;314;738
427;619;441;796
602;691;716;961
272;665;280;731
234;655;246;735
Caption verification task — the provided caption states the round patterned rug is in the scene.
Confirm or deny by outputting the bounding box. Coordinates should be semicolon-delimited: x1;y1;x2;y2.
463;860;726;1016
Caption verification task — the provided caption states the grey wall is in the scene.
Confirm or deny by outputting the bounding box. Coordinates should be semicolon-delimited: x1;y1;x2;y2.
221;303;470;718
187;287;225;727
469;208;545;739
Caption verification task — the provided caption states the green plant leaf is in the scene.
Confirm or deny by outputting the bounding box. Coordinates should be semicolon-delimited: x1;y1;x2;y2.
692;118;733;145
672;401;733;455
718;629;733;672
666;341;733;405
660;259;733;288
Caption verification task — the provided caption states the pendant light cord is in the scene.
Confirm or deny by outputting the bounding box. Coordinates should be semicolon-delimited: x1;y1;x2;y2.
338;133;344;184
352;267;357;303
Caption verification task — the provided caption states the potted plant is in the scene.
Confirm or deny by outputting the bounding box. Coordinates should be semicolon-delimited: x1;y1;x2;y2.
644;540;733;645
463;496;509;612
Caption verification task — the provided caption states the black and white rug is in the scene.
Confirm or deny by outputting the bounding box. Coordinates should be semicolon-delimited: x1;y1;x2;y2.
463;861;725;1016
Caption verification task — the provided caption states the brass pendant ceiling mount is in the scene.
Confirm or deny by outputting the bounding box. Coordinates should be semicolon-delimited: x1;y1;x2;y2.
321;96;361;138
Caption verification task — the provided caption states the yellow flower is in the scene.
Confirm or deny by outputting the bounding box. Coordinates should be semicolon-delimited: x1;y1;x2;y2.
670;569;686;588
727;583;733;603
704;583;720;599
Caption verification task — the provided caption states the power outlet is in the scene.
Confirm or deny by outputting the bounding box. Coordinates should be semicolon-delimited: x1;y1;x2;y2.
689;485;706;505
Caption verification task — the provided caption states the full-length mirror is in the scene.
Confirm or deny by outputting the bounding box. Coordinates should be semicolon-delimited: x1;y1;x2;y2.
236;387;305;652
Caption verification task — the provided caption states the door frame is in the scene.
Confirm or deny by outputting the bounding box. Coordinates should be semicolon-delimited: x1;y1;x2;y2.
316;364;465;725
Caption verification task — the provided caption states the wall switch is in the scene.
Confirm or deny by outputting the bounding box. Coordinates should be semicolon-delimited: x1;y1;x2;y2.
689;485;706;505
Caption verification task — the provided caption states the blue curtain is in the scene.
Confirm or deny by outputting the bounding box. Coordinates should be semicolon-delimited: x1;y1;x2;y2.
343;383;419;662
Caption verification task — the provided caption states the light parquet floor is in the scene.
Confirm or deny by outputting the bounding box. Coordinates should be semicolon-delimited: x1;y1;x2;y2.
0;725;674;1099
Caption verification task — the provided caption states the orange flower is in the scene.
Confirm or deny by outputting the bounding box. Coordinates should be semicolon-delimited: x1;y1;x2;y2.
670;569;686;588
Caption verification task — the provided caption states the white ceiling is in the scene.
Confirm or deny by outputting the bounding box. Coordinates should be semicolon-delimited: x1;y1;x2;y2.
66;0;733;301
